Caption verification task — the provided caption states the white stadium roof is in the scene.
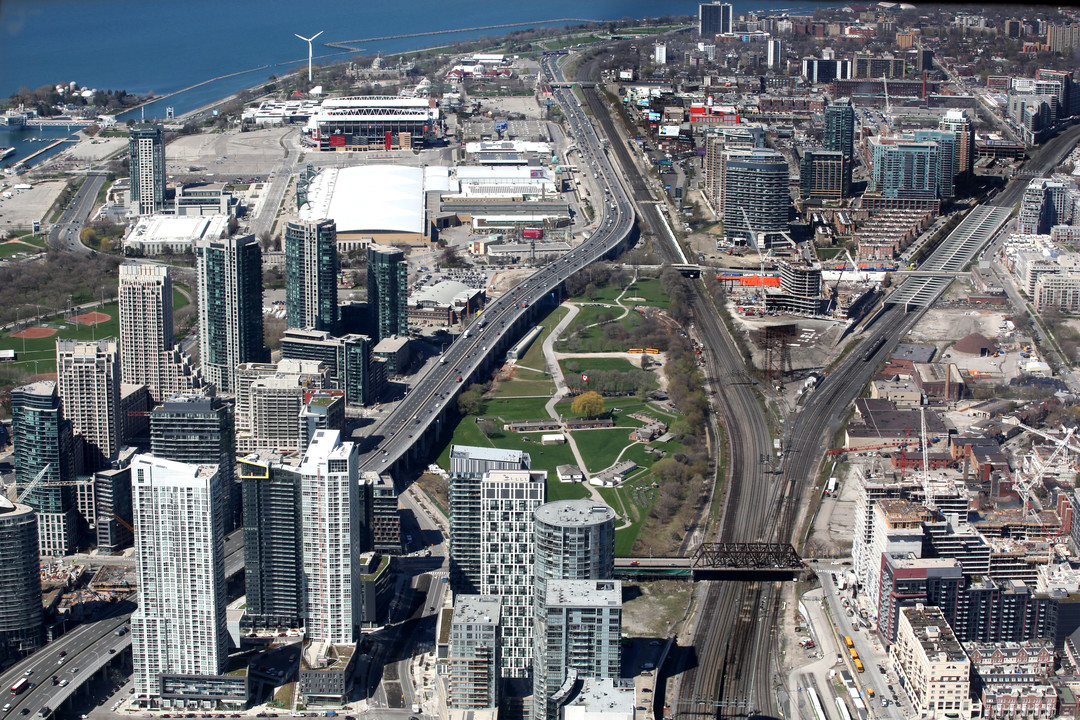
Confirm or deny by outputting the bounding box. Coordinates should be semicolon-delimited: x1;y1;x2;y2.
300;165;425;235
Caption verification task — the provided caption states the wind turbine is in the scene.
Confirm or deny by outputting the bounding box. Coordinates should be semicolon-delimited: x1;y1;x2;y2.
295;31;324;83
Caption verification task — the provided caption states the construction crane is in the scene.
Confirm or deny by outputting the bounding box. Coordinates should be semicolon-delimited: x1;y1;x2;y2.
1018;423;1080;456
882;74;891;135
15;464;84;505
96;501;134;533
740;206;767;312
17;464;53;504
1014;426;1078;518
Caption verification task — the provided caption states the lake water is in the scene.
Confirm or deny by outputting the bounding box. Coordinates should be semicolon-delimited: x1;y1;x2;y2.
1;0;822;164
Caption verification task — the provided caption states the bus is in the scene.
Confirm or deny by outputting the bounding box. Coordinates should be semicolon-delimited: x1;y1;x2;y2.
849;648;859;660
10;678;29;695
844;635;854;648
854;658;865;673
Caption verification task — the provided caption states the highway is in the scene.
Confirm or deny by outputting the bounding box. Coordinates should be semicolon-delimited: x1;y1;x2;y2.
0;602;133;720
355;56;637;473
46;172;105;255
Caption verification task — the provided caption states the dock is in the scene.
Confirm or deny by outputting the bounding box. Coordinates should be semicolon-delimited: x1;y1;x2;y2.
19;139;76;166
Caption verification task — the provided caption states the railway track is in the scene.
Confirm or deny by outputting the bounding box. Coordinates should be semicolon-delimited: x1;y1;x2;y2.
580;78;781;718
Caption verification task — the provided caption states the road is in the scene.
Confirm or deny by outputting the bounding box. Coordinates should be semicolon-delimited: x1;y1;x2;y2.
0;602;133;720
355;56;636;473
46;172;105;255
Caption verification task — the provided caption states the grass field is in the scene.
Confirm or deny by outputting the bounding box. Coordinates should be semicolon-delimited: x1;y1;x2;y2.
517;306;568;369
560;356;641;375
573;276;669;307
555;304;644;354
0;242;43;259
483;395;552;422
573;428;636;474
491;373;555;398
0;301;119;376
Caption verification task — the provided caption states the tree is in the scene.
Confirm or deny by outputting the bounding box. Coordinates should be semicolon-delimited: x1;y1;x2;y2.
571;391;605;418
79;227;97;246
458;390;484;416
477;419;497;437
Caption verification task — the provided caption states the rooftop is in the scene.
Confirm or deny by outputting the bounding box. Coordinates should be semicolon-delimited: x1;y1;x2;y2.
452;595;501;626
902;604;968;661
564;677;636;714
450;445;528;464
299;165;424;235
545;579;622;608
535;499;616;528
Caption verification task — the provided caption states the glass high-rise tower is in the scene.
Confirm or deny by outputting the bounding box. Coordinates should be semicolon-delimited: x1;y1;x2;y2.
366;243;407;341
285;219;338;333
196;234;266;394
11;381;77;556
150;394;238;533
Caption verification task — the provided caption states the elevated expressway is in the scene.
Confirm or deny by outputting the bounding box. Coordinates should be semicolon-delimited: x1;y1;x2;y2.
355;68;637;473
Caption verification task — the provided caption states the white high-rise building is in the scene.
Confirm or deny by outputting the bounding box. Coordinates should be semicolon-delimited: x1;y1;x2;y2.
479;469;546;681
130;454;227;705
767;39;782;68
119;263;172;399
299;430;360;645
654;42;667;65
56;339;121;472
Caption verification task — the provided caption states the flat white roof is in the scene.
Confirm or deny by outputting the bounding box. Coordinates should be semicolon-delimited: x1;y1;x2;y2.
124;214;229;242
300;165;424;235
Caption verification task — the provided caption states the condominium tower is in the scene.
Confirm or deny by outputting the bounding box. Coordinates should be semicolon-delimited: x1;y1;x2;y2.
129;124;166;215
723;149;790;248
239;451;304;629
10;381;78;555
118;263;172;402
367;243;408;341
448;445;532;595
699;2;732;37
285;219;338;333
0;498;44;666
150;394;238;533
534;580;622;720
196;234;266;394
532;501;617;720
56;339;121;472
479;469;547;681
130;455;228;705
299;430;360;644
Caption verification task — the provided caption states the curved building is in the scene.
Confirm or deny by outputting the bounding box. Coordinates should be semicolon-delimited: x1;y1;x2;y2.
532;500;617;720
533;500;616;605
0;498;43;664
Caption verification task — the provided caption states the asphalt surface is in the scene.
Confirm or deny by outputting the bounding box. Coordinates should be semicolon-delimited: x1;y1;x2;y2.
47;172;106;254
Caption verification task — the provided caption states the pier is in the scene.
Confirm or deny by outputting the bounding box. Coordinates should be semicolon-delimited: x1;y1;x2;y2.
18;139;76;166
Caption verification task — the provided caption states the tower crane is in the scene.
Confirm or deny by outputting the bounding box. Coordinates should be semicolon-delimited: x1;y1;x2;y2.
920;406;933;510
17;464;54;504
740;206;766;312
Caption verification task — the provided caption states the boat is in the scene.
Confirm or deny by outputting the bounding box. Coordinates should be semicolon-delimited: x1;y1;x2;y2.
0;147;14;160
